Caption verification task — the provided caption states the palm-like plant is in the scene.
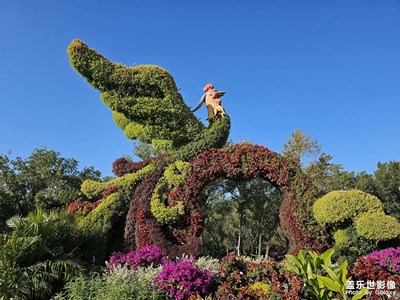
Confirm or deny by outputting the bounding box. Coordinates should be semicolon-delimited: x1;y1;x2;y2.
0;209;81;300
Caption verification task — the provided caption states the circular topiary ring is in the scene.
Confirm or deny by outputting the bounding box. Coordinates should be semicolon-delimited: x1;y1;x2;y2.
125;143;331;257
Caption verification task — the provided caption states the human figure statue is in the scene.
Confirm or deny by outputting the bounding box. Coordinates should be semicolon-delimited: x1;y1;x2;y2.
192;83;226;120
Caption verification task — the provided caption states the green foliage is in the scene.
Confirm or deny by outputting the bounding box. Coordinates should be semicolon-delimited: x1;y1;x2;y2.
283;129;321;165
54;267;166;300
333;229;351;248
124;122;144;140
313;190;400;263
0;209;82;300
355;212;400;240
163;161;190;186
313;190;383;224
332;226;376;265
285;249;368;300
112;111;130;130
68;39;206;150
173;115;231;161
202;178;283;258
150;162;189;224
0;148;101;230
250;282;271;295
78;164;156;260
373;161;400;219
150;178;184;225
81;164;155;199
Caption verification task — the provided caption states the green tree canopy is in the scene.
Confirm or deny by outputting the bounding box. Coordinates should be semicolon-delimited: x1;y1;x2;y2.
0;148;102;230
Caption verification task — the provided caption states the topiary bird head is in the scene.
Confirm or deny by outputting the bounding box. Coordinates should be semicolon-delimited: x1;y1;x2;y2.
67;39;207;152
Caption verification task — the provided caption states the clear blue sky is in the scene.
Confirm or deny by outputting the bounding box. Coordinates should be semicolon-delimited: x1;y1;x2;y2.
1;1;399;177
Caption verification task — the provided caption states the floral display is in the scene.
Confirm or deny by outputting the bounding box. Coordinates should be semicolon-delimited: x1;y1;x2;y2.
107;245;165;270
365;247;400;273
54;39;400;300
154;258;212;300
350;248;400;299
66;197;100;215
215;253;303;299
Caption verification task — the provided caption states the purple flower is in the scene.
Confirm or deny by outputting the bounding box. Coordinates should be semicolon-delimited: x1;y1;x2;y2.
107;245;165;270
366;247;400;273
154;259;212;300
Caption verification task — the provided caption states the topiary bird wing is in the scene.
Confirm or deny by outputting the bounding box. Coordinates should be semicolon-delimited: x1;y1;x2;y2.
67;39;205;151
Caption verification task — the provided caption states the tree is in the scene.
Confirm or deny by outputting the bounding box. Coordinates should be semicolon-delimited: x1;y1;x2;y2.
283;130;400;219
373;161;400;219
202;178;282;258
133;141;164;160
0;148;102;231
283;129;321;166
283;130;355;196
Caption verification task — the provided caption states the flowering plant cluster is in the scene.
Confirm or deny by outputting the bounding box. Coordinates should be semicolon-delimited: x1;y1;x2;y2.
351;248;400;299
366;247;400;273
102;185;119;199
215;253;303;299
112;157;154;177
154;258;212;300
107;245;165;270
66;197;99;215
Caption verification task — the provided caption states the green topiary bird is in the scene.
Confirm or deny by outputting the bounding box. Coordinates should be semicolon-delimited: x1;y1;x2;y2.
67;39;232;259
67;39;230;156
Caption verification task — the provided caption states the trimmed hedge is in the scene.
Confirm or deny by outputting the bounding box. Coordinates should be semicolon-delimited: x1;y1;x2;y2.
313;190;383;224
313;190;400;262
356;212;400;241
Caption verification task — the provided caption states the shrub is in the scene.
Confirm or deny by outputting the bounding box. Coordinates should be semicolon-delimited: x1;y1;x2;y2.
54;266;166;300
112;111;130;130
355;212;400;241
334;229;351;248
332;226;376;265
66;197;100;215
215;253;303;299
154;259;212;300
150;177;184;225
365;248;400;273
351;249;400;299
0;210;82;300
107;245;165;270
250;282;271;297
285;248;368;300
313;190;383;224
313;190;400;263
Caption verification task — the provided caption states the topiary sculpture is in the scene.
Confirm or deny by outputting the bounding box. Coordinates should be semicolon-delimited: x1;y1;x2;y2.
313;190;400;260
67;39;330;261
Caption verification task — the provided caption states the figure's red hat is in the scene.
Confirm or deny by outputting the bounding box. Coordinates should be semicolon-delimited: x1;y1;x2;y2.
203;83;214;92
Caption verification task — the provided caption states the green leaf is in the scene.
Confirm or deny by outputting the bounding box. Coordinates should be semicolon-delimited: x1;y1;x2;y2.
340;260;348;284
285;260;299;275
317;275;341;292
351;287;368;300
285;255;302;270
323;265;340;282
321;248;334;265
298;250;305;264
307;262;314;279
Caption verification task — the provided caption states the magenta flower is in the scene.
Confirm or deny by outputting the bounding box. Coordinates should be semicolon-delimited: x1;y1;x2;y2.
366;247;400;273
107;245;165;270
154;259;212;300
